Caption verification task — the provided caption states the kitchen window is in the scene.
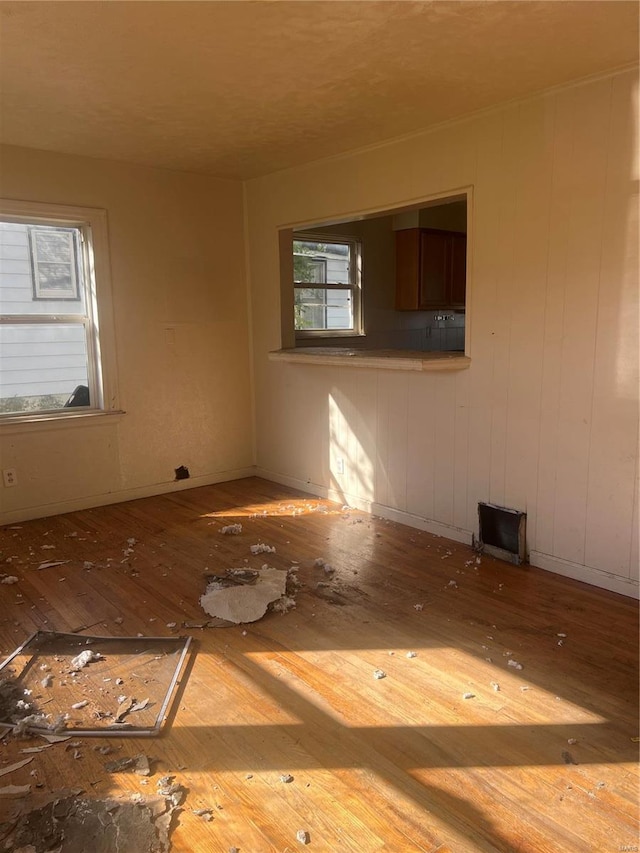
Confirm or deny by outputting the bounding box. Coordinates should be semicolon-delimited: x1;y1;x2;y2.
293;234;362;337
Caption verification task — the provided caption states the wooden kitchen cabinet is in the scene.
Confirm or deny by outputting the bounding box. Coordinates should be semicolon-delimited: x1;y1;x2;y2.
395;228;466;310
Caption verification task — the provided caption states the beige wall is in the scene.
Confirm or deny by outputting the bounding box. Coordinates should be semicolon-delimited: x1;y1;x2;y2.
0;145;254;520
246;69;639;597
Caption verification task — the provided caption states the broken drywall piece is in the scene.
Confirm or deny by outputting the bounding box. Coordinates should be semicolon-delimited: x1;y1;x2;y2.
114;696;134;723
105;753;152;776
192;807;214;821
0;756;34;777
0;783;31;797
39;732;71;743
183;618;235;629
36;560;70;570
220;523;242;535
1;575;19;584
156;775;186;807
200;567;288;623
3;790;179;852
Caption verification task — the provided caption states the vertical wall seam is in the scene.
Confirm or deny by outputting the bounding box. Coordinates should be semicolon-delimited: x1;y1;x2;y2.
583;77;615;567
241;181;258;468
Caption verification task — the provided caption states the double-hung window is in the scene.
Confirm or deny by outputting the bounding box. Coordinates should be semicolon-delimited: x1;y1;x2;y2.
293;234;362;336
0;199;117;420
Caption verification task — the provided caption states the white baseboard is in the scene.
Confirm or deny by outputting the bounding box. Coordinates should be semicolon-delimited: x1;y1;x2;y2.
368;502;473;545
529;550;639;599
2;467;257;525
255;468;474;544
256;468;638;599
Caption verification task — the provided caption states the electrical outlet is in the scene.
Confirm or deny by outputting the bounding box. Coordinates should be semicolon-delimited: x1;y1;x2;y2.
336;457;345;475
3;468;18;487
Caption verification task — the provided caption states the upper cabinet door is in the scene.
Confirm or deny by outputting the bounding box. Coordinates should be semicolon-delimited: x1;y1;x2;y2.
449;232;467;308
395;227;467;310
419;229;450;308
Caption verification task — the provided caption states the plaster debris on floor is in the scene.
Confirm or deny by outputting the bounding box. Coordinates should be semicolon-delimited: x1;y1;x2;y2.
1;788;179;853
220;523;242;535
200;566;290;624
249;542;276;555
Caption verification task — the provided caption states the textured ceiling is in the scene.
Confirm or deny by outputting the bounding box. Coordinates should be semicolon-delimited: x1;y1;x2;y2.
0;1;637;180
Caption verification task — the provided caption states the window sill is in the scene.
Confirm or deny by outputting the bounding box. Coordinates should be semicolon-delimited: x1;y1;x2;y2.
269;347;471;372
0;409;125;433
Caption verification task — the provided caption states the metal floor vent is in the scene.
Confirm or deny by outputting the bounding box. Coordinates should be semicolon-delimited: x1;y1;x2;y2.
476;502;526;565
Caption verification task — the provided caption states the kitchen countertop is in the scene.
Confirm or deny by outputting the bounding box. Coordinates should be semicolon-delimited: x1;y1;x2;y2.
268;347;471;371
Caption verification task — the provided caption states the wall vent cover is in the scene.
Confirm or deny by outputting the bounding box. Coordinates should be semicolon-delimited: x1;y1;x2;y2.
477;502;526;565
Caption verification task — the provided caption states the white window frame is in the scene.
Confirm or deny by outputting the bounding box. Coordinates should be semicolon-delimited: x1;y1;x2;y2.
0;198;120;423
29;226;81;300
293;232;362;338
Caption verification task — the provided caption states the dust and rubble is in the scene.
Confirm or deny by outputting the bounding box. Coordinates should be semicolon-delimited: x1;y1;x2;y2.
156;775;186;807
0;789;180;853
220;524;242;535
104;753;153;776
70;649;103;670
250;543;276;555
192;807;214;821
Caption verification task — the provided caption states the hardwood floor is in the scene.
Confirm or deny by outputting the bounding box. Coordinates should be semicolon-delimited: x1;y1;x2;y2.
0;477;638;852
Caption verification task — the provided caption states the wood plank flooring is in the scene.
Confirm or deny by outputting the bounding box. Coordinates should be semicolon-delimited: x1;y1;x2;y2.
0;477;638;852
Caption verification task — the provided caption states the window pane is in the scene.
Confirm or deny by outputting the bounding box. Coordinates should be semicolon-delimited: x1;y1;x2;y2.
31;227;78;299
1;222;85;313
36;263;74;292
293;240;351;285
294;287;353;331
0;324;90;414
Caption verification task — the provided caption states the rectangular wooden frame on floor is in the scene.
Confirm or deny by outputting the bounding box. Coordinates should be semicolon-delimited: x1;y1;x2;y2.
0;630;193;737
